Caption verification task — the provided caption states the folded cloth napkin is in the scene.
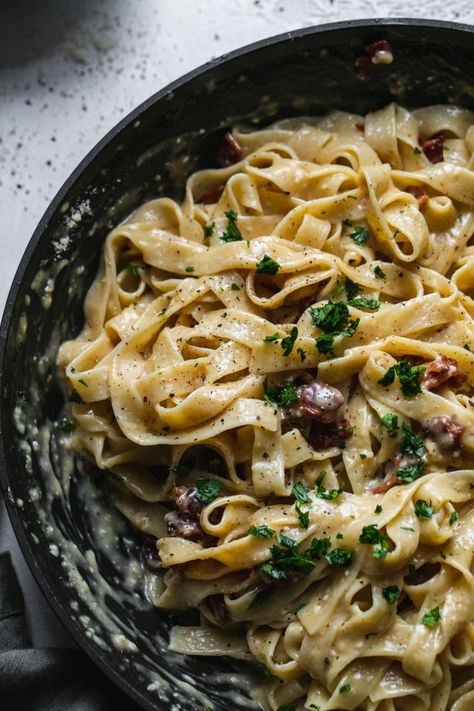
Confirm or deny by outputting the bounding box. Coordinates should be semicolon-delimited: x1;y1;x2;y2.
0;551;141;711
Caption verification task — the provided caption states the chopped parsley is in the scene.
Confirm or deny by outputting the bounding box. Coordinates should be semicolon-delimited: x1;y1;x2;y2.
374;265;387;279
127;262;140;277
360;453;367;459
449;511;459;526
261;534;315;580
463;343;471;351
310;301;360;355
230;282;241;291
185;266;195;273
220;209;243;242
413;146;422;155
276;705;296;711
263;379;298;408
315;471;342;500
421;606;441;628
292;481;311;503
69;389;84;404
401;424;426;459
264;332;281;343
195;479;223;505
382;585;401;605
256;254;280;275
296;501;309;529
204;221;215;237
440;549;447;560
339;684;351;694
248;525;275;539
248;589;273;609
375;504;383;514
281;326;298;356
336;532;343;539
345;277;362;300
325;548;354;567
359;524;381;544
310;537;332;560
415;499;433;519
381;413;399;437
378;359;425;396
78;378;88;387
297;347;307;362
359;525;391;559
310;301;350;333
349;225;370;245
347;297;380;311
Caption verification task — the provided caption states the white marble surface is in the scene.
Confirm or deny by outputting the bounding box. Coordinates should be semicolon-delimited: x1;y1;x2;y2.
0;0;473;649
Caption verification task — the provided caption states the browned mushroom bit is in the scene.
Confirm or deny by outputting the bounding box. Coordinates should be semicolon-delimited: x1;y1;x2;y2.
217;131;243;167
283;380;345;424
421;355;467;390
281;380;352;451
166;484;214;546
420;132;445;164
424;416;464;451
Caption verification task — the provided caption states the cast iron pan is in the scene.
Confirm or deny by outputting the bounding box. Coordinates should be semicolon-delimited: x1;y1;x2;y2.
2;18;474;711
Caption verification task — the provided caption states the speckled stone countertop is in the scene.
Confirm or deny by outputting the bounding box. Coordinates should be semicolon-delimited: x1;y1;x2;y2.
0;0;472;650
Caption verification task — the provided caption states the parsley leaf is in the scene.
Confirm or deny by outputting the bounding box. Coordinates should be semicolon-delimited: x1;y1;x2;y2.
220;209;243;242
263;379;298;408
349;225;370;245
185;266;195;273
310;301;359;355
296;501;309;529
310;537;332;560
397;461;425;483
310;301;349;333
263;332;281;343
347;297;380;311
248;589;273;609
421;606;441;628
374;265;386;279
339;684;351;694
276;705;296;711
195;479;223;505
249;525;275;539
378;359;425;396
325;548;354;567
345;277;362;300
127;263;140;277
359;525;391;558
401;424;426;459
372;535;391;559
281;326;298;356
297;347;306;362
382;585;401;605
256;254;280;275
449;511;458;526
204;221;215;237
230;283;241;291
316;483;342;500
261;535;316;580
292;481;311;503
413;146;422;155
381;413;399;437
359;524;381;544
375;504;383;514
415;499;433;519
316;333;336;354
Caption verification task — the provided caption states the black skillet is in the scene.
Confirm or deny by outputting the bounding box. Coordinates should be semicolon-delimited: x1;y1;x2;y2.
1;18;474;711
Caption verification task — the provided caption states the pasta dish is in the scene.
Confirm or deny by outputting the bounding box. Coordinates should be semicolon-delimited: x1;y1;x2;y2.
58;103;474;711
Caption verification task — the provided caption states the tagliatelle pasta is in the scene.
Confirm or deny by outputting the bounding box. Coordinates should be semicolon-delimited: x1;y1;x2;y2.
58;103;474;711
